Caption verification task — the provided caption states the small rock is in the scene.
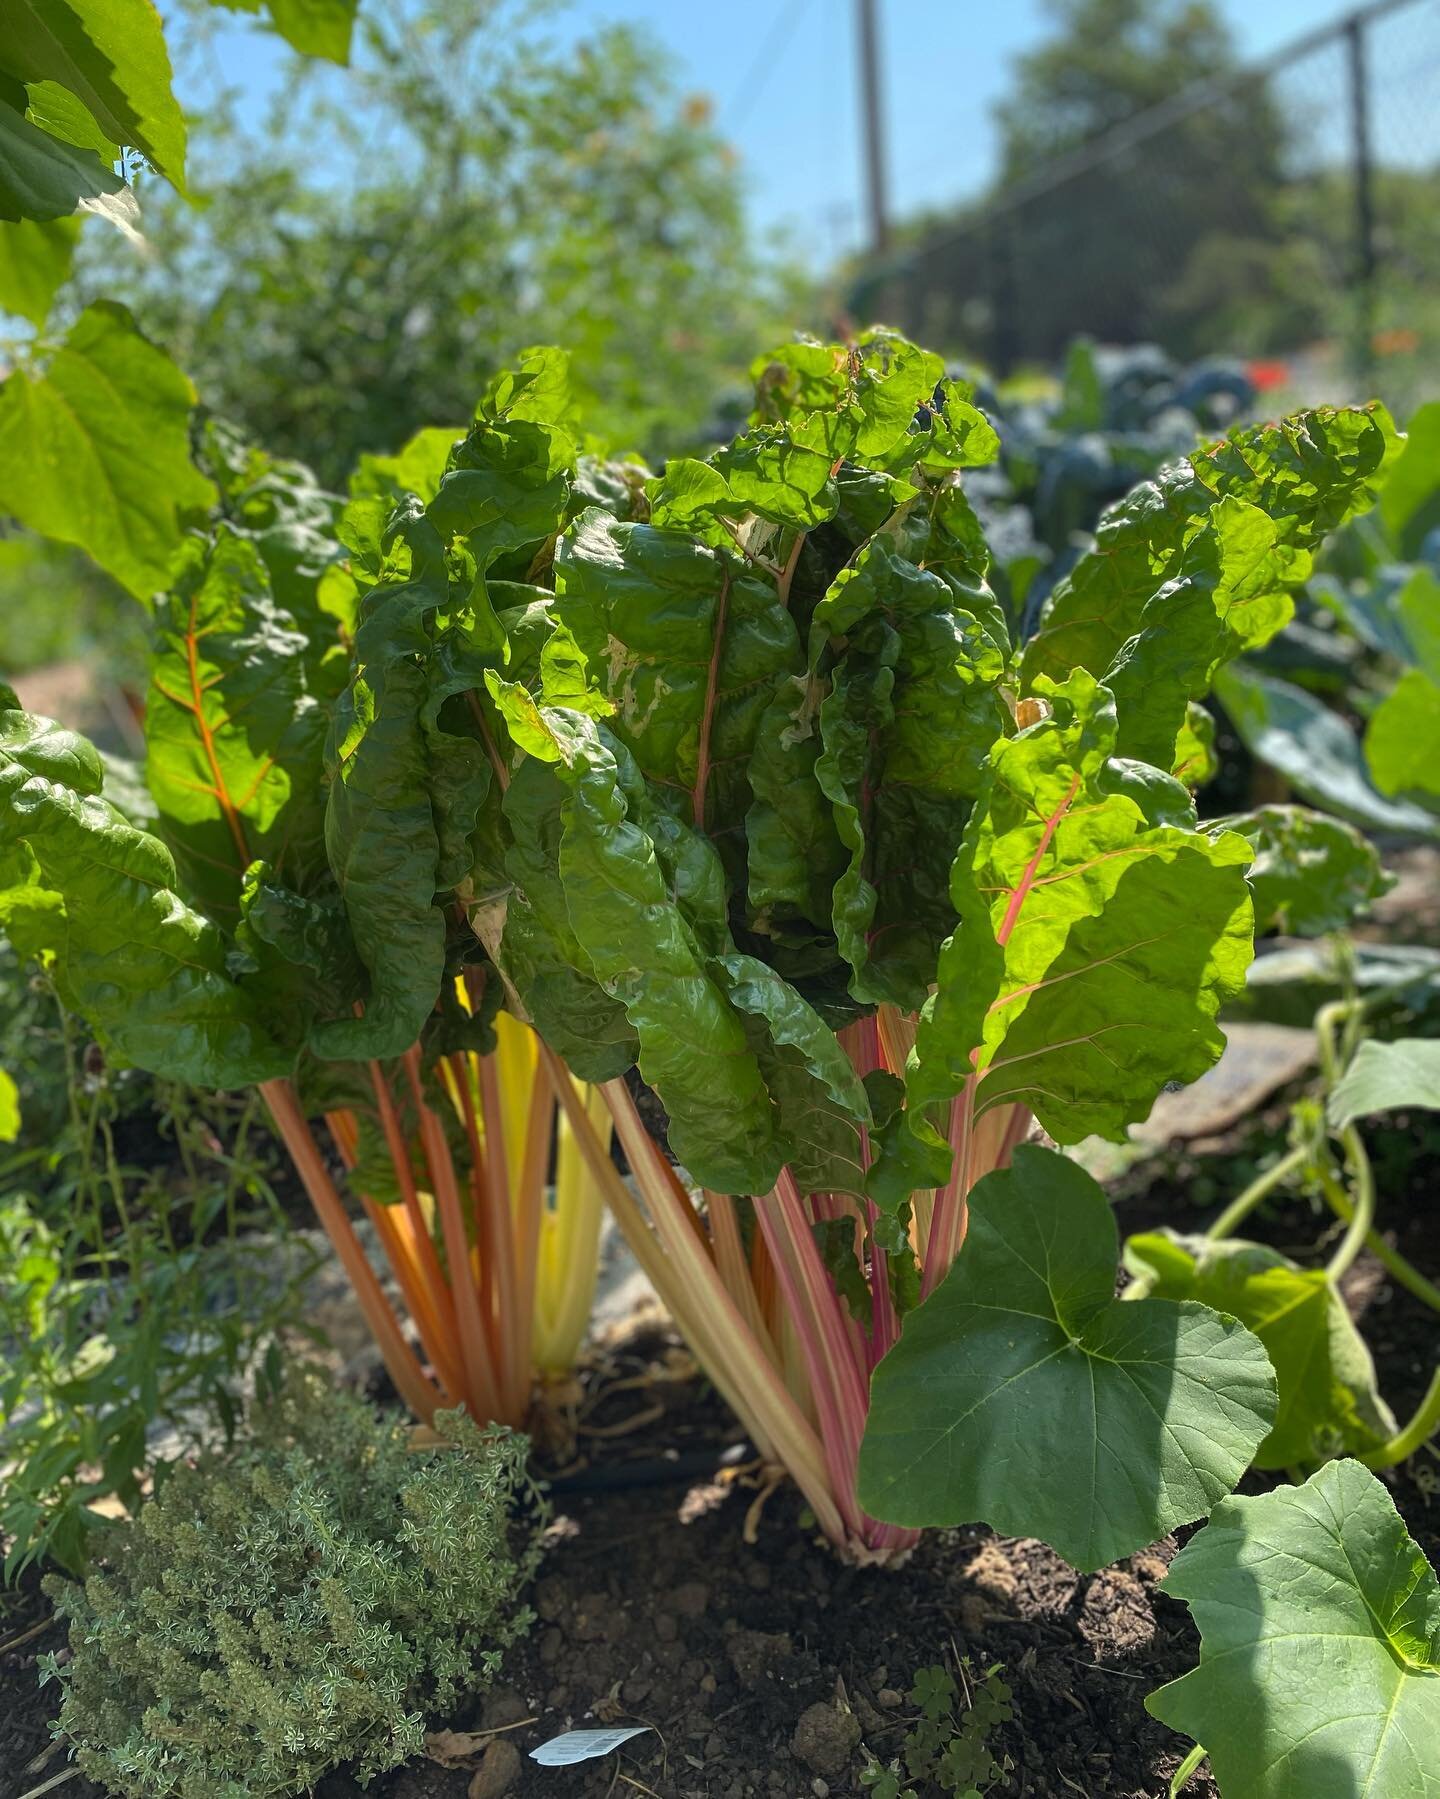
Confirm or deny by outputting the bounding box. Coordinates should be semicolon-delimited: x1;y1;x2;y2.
811;1782;830;1798
963;1541;1020;1610
538;1626;564;1665
655;1611;678;1642
534;1577;568;1622
672;1581;710;1615
790;1703;860;1777
468;1739;521;1799
480;1690;527;1731
700;1672;718;1694
876;1688;904;1709
727;1628;793;1687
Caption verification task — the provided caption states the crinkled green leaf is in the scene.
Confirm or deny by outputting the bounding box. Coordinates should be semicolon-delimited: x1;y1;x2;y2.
0;302;215;598
145;527;328;916
1172;701;1218;788
1104;496;1307;768
552;508;800;856
1328;1037;1440;1128
349;424;462;509
1366;667;1440;801
524;707;781;1191
1220;805;1392;936
1022;406;1395;692
494;755;637;1083
1123;1230;1394;1468
858;1145;1276;1569
318;515;488;1060
713;951;871;1195
0;214;77;323
0;0;186;188
912;670;1254;1144
1147;1460;1440;1798
0;701;287;1086
810;539;1008;1009
1217;662;1439;838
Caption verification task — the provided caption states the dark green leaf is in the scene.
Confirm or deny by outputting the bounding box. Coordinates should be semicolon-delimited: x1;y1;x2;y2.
858;1145;1276;1569
1219;805;1392;936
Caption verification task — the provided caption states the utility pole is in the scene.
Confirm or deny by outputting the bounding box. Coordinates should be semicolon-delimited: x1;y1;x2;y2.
1346;13;1377;387
856;0;890;256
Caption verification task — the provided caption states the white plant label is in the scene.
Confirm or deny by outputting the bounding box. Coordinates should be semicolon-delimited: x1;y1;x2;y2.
529;1725;652;1766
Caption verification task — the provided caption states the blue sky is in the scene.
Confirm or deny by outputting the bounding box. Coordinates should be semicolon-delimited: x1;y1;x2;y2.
192;0;1340;259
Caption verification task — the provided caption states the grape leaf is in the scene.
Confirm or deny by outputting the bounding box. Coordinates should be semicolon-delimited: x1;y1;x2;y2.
0;215;78;323
0;97;126;225
0;0;186;189
857;1146;1276;1569
1147;1459;1440;1798
0;302;215;598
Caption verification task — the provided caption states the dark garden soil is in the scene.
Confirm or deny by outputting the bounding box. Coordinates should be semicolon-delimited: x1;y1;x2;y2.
4;1132;1436;1799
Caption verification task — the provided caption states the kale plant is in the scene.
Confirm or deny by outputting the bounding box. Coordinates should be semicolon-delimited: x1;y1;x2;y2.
41;1370;543;1798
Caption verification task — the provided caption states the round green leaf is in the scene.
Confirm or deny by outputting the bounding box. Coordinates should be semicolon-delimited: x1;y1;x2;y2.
857;1145;1277;1570
1148;1458;1440;1798
1123;1231;1395;1468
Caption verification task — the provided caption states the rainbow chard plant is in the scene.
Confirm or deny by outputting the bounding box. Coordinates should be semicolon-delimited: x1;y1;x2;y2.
314;334;1395;1563
0;423;615;1440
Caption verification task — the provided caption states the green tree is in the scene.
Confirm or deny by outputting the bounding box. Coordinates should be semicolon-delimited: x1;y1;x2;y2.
77;0;797;485
878;0;1310;366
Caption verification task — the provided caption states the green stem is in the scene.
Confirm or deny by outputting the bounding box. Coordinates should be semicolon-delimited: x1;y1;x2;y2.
1205;1144;1308;1242
1169;1744;1208;1798
1324;1124;1375;1283
1315;1159;1440;1313
1360;1367;1440;1470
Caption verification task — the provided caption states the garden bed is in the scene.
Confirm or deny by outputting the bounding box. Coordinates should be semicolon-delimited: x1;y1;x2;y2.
6;1141;1435;1799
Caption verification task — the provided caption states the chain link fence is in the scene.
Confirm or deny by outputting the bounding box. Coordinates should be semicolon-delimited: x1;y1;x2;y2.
861;0;1440;404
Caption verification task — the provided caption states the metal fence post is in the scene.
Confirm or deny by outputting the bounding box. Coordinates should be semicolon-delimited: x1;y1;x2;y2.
1347;11;1378;388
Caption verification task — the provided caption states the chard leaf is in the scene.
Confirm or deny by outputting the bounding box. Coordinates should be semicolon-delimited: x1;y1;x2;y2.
496;756;637;1083
0;302;215;598
1328;1038;1440;1128
1022;406;1394;693
1104;497;1307;769
1147;1460;1440;1798
0;700;287;1086
144;527;328;917
552;508;801;854
858;1145;1276;1569
812;539;1008;1009
1;0;187;189
1219;805;1392;936
1366;667;1440;800
1123;1231;1395;1468
1216;662;1439;838
912;670;1254;1144
526;709;782;1191
713;951;871;1195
